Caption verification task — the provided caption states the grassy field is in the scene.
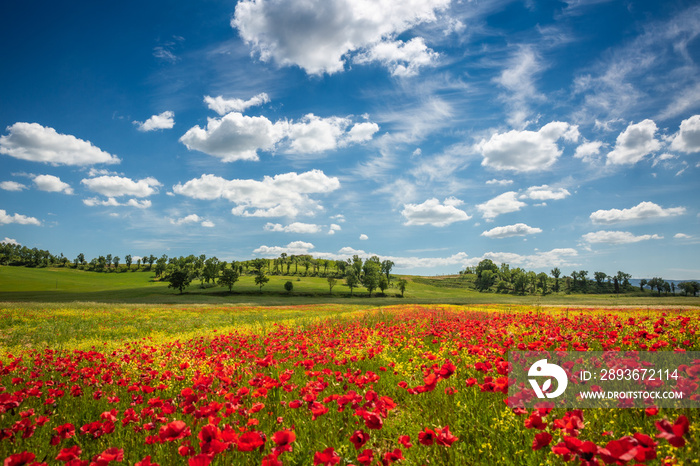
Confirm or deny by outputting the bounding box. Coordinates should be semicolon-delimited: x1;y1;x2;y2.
1;265;699;306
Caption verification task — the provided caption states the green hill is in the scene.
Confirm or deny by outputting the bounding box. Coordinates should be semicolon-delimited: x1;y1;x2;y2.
0;265;698;306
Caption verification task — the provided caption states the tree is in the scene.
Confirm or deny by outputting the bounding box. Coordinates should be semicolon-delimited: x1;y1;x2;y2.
378;276;389;295
113;256;120;270
475;259;499;291
640;278;648;292
578;270;589;293
255;270;269;292
647;277;664;296
512;269;528;294
77;253;85;266
168;269;191;294
327;277;337;295
284;281;293;293
346;268;359;297
218;267;239;293
537;272;549;294
397;278;408;297
125;254;132;270
362;260;381;297
551;267;561;292
381;260;394;284
594;271;607;290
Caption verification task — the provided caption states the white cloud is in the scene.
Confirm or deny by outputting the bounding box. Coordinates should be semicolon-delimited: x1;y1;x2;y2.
574;140;604;163
494;46;545;127
264;222;322;234
81;176;161;198
476;191;527;220
521;185;570;201
180;112;377;161
674;233;692;239
0;209;41;226
481;223;543;239
670;114;700;153
134;111;175;132
485;179;513;186
328;223;341;235
401;197;471;226
590;201;686;224
606;119;661;165
1;237;20;245
203;93;270;116
353;37;439;77
0;181;27;191
359;234;369;240
173;170;340;218
170;214;202;225
582;230;663;244
232;0;449;76
83;197;152;209
33;174;73;194
170;214;215;228
0;122;120;166
180;112;286;162
254;240;315;256
478;121;579;172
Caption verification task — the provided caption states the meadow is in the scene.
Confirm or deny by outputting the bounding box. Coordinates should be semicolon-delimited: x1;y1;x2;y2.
1;303;699;465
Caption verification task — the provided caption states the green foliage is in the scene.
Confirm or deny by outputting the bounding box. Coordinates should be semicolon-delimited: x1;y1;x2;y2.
167;269;191;294
397;278;408;297
218;267;239;292
255;270;269;292
362;260;381;297
284;280;293;293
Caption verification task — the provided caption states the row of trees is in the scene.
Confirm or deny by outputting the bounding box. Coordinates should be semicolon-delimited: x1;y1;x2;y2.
464;259;699;296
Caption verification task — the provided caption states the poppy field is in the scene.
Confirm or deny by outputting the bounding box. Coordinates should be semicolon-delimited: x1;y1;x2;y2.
1;304;699;465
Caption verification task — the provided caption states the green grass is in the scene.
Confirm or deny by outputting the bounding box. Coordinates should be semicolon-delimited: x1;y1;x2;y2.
1;265;698;306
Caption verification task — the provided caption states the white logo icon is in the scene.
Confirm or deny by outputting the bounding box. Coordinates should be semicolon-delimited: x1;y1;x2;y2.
528;359;568;398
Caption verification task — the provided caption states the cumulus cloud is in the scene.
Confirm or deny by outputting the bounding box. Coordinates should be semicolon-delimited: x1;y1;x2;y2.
232;0;449;76
359;234;369;240
0;122;120;166
328;223;341;235
264;222;322;234
81;176;161;198
33;174;73;194
180;112;378;161
353;37;439;77
590;201;686;224
582;230;663;244
1;237;20;245
173;169;340;218
606;119;661;165
401;197;471;226
0;181;27;191
670;114;700;153
574;140;604;163
204;93;270;116
476;192;527;220
253;241;316;256
83;198;152;209
521;185;570;201
478;121;579;172
133;111;175;132
674;233;692;239
180;113;285;162
485;179;513;186
481;223;543;239
0;209;41;226
169;214;215;227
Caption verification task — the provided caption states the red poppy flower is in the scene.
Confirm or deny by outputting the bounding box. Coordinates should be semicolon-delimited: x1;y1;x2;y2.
435;426;458;447
532;432;553;451
272;429;296;453
237;431;266;452
350;430;370;450
4;451;39;466
418;428;436;446
159;420;191;442
134;456;159;466
656;415;690;448
398;435;412;449
56;445;82;462
357;449;374;466
382;448;404;464
313;447;340;466
363;412;383;430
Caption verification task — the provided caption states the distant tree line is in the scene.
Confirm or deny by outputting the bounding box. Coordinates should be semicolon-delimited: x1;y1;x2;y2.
2;242;696;297
460;259;699;297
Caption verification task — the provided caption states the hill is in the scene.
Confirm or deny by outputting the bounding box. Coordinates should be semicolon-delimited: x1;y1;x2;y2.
1;265;698;306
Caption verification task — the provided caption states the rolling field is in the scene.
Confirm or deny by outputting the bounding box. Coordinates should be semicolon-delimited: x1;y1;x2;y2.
1;266;698;307
1;303;699;465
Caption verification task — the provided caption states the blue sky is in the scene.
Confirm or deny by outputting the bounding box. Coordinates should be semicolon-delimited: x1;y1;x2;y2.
1;0;699;278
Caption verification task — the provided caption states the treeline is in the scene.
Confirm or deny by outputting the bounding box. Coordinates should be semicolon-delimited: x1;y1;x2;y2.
461;259;700;296
0;243;405;297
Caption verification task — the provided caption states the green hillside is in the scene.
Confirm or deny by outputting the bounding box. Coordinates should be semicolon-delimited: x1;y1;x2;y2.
0;265;698;306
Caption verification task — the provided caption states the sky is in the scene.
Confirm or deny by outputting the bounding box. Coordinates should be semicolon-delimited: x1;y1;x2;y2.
1;0;699;279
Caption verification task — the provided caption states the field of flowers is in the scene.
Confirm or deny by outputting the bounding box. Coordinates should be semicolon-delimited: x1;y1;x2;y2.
1;304;698;465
